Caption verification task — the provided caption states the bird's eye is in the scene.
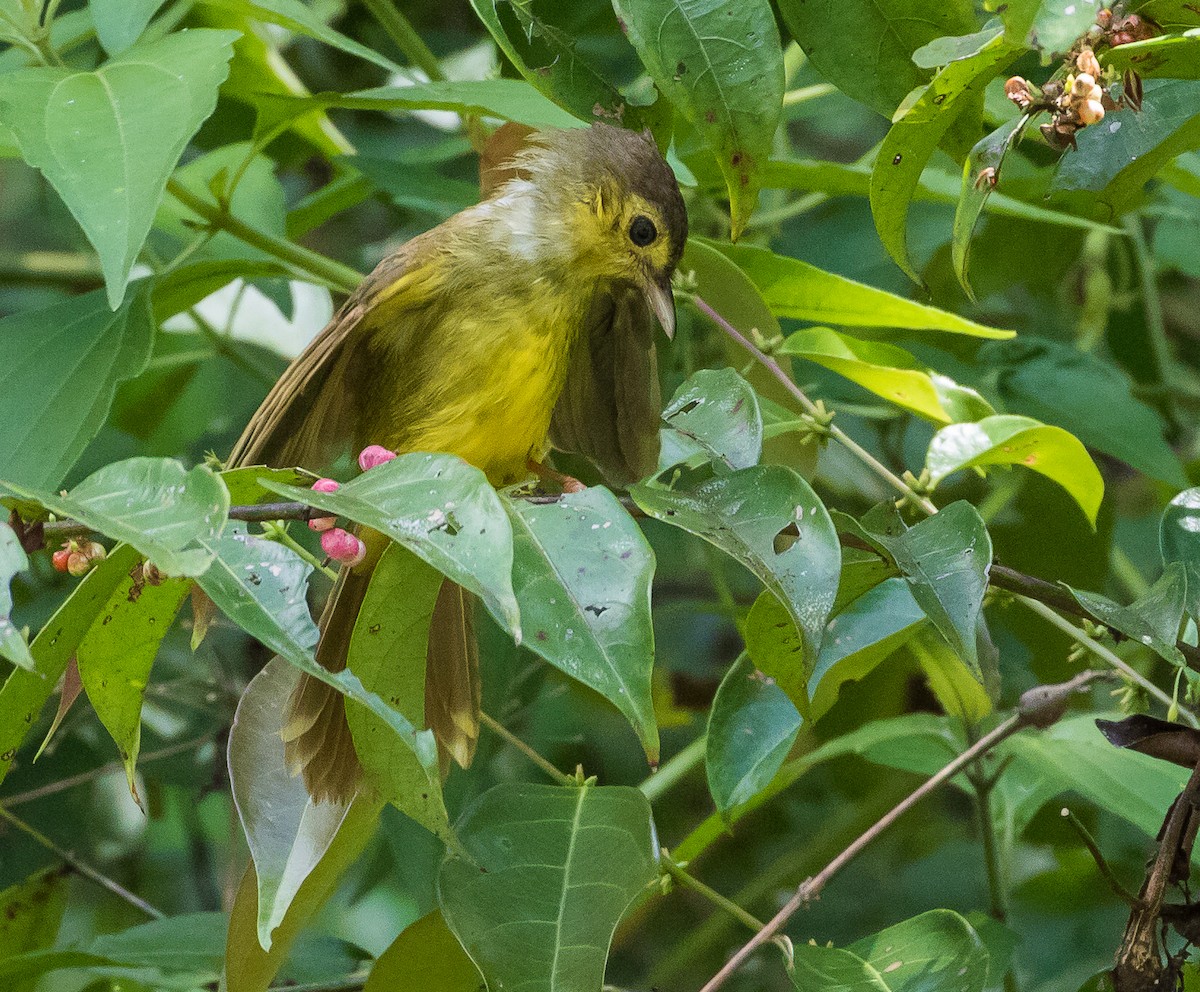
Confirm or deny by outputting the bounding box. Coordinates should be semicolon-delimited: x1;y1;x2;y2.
629;215;658;247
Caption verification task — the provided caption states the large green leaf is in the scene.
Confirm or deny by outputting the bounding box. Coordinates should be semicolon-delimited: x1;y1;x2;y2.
706;654;802;813
76;571;190;797
711;241;1013;338
779;327;953;423
611;0;784;237
1104;33;1200;79
365;911;482;992
849;910;989;991
925;414;1104;525
0;522;33;671
0;867;68;990
345;543;451;838
90;0;167;54
1161;488;1200;622
870;34;1020;283
1067;563;1188;669
507;488;658;763
1;458;229;578
0;543;139;789
228;656;387;952
776;0;977;116
0;286;154;490
438;782;658;992
263;454;519;637
198;524;443;783
471;0;641;127
659;367;763;472
0;30;239;307
631;465;841;668
863;502;992;673
986;338;1187;487
1052;79;1200;214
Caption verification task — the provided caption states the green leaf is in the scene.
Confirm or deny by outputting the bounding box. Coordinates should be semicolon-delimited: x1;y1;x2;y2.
0;30;239;307
470;0;642;127
263;454;519;636
0;543;140;789
0;868;68;986
926;414;1104;524
706;654;801;812
345;543;452;839
90;0;167;54
348;156;478;221
0;286;154;490
710;241;1013;338
1105;32;1200;80
849;910;989;992
0;522;33;671
865;502;992;672
76;571;190;798
790;942;886;991
198;525;443;779
1052;79;1200;214
659;367;763;472
228;656;386;952
631;465;840;668
1161;488;1200;622
909;625;994;723
870;34;1020;283
986;338;1187;487
507;488;658;764
1;458;229;578
197;0;403;73
808;579;928;720
913;24;1007;67
779;327;953;423
776;0;978;116
954;115;1031;301
438;782;658;992
611;0;784;237
255;79;583;137
1067;563;1188;668
365;911;482;992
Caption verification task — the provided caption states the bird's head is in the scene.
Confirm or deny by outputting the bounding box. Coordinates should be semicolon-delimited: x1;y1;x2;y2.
500;123;688;337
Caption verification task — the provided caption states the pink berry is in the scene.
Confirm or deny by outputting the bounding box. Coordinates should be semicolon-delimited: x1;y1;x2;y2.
51;548;71;572
321;528;366;567
311;477;340;493
308;516;337;532
358;445;397;472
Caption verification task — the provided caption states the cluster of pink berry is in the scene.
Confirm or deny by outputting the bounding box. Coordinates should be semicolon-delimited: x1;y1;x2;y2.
307;444;398;567
51;539;106;576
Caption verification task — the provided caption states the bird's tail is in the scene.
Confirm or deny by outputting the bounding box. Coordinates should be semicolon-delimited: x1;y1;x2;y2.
280;533;481;804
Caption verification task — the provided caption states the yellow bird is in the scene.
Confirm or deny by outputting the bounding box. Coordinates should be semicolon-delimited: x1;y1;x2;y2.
227;123;688;803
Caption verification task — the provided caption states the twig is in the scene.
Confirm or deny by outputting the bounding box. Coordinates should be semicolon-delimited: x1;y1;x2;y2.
359;0;444;81
0;804;164;919
639;735;706;803
266;973;368;992
1060;807;1141;907
660;850;772;936
479;711;574;787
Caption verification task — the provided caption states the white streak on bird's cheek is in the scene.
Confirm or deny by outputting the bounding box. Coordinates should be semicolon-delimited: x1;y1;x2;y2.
486;179;549;262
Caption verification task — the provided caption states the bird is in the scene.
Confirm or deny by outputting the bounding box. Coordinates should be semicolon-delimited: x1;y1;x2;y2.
226;122;688;804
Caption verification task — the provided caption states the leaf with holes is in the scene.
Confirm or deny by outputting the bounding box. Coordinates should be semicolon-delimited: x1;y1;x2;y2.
870;34;1020;284
1;458;228;578
659;367;762;472
612;0;784;237
507;488;658;764
1068;563;1188;669
926;414;1104;525
706;654;802;813
631;466;840;671
263;454;519;636
0;30;238;307
438;782;657;992
0;522;32;672
0;286;154;491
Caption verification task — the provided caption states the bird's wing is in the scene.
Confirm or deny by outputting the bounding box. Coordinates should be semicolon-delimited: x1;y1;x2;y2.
226;242;435;471
550;284;662;486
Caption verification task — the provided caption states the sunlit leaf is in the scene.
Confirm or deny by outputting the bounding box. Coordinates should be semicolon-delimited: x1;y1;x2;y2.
0;30;239;307
926;414;1104;524
0;286;154;490
612;0;784;237
507;488;658;764
706;654;801;813
870;33;1020;284
659;367;763;472
439;782;657;992
1161;488;1200;622
1103;33;1200;79
90;0;167;54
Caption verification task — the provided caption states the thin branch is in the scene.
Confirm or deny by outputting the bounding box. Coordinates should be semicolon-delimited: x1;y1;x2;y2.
660;850;769;935
639;735;706;803
0;804;165;919
479;711;574;787
1060;807;1141;907
359;0;444;80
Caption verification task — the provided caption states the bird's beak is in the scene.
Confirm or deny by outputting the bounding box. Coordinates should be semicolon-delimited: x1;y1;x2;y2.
644;276;676;339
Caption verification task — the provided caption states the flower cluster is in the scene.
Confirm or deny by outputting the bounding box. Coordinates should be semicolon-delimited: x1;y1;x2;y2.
51;539;106;577
305;444;400;567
